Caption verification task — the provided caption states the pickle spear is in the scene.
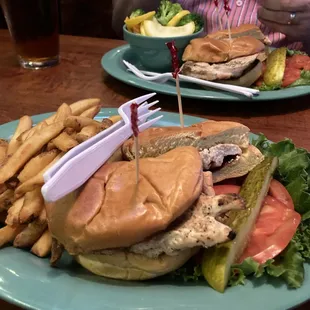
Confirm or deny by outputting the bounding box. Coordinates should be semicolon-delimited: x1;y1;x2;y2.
201;156;278;293
263;47;287;87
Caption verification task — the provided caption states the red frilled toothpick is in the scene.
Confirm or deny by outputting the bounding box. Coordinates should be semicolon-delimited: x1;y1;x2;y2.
166;41;184;128
223;0;232;41
214;0;223;30
130;103;140;184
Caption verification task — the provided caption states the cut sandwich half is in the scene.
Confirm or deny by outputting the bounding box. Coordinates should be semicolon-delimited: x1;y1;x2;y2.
122;120;264;183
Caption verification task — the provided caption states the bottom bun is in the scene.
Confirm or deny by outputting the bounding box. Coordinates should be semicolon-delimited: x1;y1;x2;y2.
75;248;198;280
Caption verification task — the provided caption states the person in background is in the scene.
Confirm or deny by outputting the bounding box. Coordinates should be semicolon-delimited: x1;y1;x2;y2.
112;0;310;53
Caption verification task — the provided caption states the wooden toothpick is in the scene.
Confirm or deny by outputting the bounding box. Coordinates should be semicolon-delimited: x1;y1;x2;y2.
130;103;140;184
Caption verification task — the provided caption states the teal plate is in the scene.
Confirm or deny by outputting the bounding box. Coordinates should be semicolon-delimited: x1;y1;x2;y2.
101;45;310;102
0;109;309;310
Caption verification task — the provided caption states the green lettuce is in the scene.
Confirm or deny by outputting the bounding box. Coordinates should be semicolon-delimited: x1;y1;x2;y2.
290;70;310;87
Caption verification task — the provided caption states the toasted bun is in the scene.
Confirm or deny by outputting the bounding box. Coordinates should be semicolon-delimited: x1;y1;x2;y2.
182;36;265;63
207;24;271;45
46;147;203;255
122;120;250;160
75;248;198;280
212;145;264;183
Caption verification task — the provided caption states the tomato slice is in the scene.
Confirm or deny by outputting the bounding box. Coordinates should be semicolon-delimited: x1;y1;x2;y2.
269;179;294;209
286;54;310;69
282;67;301;87
239;195;301;264
213;185;241;195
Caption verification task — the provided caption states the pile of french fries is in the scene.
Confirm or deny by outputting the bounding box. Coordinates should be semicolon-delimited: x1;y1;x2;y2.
0;98;121;259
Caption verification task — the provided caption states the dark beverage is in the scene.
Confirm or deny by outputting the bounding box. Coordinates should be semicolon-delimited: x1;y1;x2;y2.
1;0;59;69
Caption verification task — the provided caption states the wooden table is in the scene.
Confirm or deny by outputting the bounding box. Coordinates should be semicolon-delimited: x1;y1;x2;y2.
0;29;309;310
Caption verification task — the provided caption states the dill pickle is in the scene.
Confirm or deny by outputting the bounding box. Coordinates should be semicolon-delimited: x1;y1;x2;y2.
201;156;278;293
263;47;287;87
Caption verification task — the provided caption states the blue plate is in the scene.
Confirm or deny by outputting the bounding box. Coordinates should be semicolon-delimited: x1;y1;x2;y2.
101;45;310;102
0;109;309;310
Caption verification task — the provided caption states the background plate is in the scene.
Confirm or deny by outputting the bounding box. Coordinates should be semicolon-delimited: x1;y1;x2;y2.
101;45;310;102
0;109;309;310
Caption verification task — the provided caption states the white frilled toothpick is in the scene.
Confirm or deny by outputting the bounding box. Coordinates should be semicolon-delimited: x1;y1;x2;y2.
214;0;223;30
130;103;140;184
224;0;232;41
166;41;184;128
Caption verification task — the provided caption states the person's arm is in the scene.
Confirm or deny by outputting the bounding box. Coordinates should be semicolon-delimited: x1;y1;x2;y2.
112;0;159;38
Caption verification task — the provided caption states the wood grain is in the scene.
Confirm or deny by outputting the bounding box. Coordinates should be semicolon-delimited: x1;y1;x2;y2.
0;29;309;309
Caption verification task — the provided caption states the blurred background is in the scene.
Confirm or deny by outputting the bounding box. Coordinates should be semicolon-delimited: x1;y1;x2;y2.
0;0;117;39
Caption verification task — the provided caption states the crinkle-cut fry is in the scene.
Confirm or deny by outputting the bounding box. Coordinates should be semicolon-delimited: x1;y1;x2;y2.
13;208;47;248
7;116;32;155
0;225;25;248
64;116;102;131
69;98;100;116
5;197;24;226
0;189;14;211
0;211;7;224
76;125;100;143
0;122;64;184
80;105;101;119
101;118;113;129
54;103;72;123
108;115;122;124
31;229;52;257
52;132;78;152
50;238;64;266
15;152;64;197
0;139;8;164
17;149;59;183
19;188;44;224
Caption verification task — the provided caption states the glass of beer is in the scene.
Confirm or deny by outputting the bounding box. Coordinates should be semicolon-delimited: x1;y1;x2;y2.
1;0;59;69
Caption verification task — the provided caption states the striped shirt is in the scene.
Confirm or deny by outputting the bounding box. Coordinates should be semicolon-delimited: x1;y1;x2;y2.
175;0;302;50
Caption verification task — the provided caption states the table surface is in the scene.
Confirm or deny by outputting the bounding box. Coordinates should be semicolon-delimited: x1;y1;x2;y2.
0;29;309;310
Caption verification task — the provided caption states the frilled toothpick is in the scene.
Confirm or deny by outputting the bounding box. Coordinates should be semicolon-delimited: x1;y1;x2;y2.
130;103;140;184
166;41;184;128
224;0;232;41
214;0;223;30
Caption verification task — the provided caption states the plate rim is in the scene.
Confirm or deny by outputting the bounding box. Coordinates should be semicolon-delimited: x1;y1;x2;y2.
0;109;309;310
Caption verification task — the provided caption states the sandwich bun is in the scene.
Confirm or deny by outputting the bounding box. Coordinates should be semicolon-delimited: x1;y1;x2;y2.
122;120;250;160
46;147;203;255
76;248;199;280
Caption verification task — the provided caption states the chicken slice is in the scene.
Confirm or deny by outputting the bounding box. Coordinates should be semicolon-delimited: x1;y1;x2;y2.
129;193;245;258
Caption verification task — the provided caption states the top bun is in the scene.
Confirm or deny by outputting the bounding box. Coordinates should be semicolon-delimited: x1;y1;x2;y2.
182;36;265;63
46;147;203;255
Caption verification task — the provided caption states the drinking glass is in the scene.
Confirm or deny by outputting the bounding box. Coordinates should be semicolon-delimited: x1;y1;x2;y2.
1;0;60;69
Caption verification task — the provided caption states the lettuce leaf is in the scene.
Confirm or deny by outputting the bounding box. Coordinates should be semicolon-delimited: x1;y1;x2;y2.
289;70;310;87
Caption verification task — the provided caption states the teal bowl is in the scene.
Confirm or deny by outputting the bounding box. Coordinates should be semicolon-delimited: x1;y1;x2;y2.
123;25;203;72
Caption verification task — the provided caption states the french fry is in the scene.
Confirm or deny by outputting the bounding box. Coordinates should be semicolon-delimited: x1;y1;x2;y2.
0;189;14;211
80;105;101;119
52;132;78;152
5;197;25;226
13;208;47;248
50;238;64;266
76;125;100;143
64;127;76;135
0;139;8;163
19;188;44;224
0;122;64;184
70;98;100;116
31;229;52;257
18;149;59;183
109;115;122;124
15;153;63;197
54;103;72;123
0;184;6;195
101;118;113;129
7;116;32;155
0;225;25;248
46;141;56;151
64;116;102;131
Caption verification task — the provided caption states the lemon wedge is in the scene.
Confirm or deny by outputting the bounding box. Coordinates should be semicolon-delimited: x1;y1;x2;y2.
143;18;195;37
167;10;191;26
